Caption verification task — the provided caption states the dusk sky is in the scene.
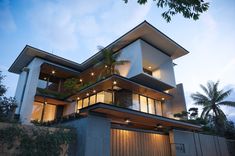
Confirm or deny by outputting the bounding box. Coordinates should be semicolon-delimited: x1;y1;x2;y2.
1;0;235;120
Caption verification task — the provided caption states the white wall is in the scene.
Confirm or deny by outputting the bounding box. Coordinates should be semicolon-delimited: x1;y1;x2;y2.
19;58;44;124
116;39;143;78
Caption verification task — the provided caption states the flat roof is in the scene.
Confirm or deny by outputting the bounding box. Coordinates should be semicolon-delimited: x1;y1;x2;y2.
9;21;189;74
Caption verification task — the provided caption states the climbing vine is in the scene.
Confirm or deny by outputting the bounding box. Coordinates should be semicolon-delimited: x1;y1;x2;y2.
0;124;76;156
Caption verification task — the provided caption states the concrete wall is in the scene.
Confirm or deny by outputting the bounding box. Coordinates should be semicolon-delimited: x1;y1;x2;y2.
62;114;111;156
169;129;230;156
163;83;187;119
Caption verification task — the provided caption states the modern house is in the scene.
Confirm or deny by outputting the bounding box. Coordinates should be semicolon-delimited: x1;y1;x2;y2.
9;21;229;156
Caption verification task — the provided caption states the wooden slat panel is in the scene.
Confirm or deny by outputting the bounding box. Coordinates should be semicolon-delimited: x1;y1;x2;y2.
111;129;171;156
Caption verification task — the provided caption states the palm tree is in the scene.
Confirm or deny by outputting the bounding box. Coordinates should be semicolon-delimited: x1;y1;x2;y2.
191;81;235;134
96;46;129;79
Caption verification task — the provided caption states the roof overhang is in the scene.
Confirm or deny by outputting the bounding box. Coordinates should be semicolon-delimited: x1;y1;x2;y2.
68;74;172;101
80;103;201;131
9;21;189;74
8;45;83;74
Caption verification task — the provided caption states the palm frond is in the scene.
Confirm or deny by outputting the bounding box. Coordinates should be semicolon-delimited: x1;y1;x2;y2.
201;106;211;119
191;92;210;106
216;89;232;103
218;101;235;107
200;84;210;97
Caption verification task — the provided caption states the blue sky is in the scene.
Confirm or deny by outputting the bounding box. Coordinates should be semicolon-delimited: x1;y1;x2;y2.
1;0;235;120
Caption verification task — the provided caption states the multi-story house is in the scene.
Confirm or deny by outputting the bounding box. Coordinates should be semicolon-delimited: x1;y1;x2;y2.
9;21;228;156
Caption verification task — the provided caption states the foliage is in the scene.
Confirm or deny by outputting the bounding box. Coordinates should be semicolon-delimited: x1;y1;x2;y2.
0;124;76;156
191;81;235;135
188;107;198;119
174;110;188;119
37;88;71;100
123;0;209;22
63;78;81;93
95;46;129;79
0;71;17;122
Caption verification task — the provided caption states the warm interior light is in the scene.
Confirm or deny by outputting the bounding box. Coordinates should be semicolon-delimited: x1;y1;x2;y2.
52;70;55;74
161;98;165;100
125;118;130;123
93;90;96;93
148;66;152;69
105;65;108;68
44;77;47;80
91;72;94;76
86;93;89;96
79;79;83;82
113;81;117;85
77;97;80;100
156;124;163;128
164;90;169;93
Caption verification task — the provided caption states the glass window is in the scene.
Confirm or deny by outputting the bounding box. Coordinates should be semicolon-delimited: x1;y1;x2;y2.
77;100;83;110
155;100;162;116
104;91;112;104
97;91;104;103
90;95;96;105
31;102;43;121
43;104;56;122
83;98;89;107
132;94;140;111
140;95;148;113
148;98;155;114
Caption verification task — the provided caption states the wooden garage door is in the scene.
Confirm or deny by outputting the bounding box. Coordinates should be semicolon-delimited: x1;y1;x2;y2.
111;128;171;156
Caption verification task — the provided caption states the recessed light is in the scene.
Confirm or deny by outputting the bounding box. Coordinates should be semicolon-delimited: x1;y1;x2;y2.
77;97;80;100
148;66;152;69
91;72;94;76
52;70;55;74
44;77;47;80
79;79;83;82
125;118;130;123
161;98;165;100
93;90;96;93
105;65;108;68
156;124;163;128
113;81;117;85
86;93;89;96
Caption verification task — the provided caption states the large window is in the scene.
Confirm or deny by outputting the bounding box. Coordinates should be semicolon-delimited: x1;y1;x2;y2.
77;91;113;111
31;102;56;122
132;94;162;116
140;95;148;113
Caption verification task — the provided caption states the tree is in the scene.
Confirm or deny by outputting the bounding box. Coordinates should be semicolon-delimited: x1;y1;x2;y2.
191;81;235;134
123;0;209;22
96;46;129;79
0;71;17;121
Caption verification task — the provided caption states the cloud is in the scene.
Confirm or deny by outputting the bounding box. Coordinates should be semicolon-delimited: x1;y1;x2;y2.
26;0;152;62
0;64;8;71
0;0;16;32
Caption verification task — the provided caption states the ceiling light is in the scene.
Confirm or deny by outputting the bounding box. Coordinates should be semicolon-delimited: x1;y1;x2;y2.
161;98;165;101
77;97;80;100
148;66;152;69
93;90;96;93
125;118;130;123
113;81;117;85
91;72;94;76
52;70;55;74
86;93;89;96
79;79;83;82
156;124;163;128
105;65;108;68
43;77;47;80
